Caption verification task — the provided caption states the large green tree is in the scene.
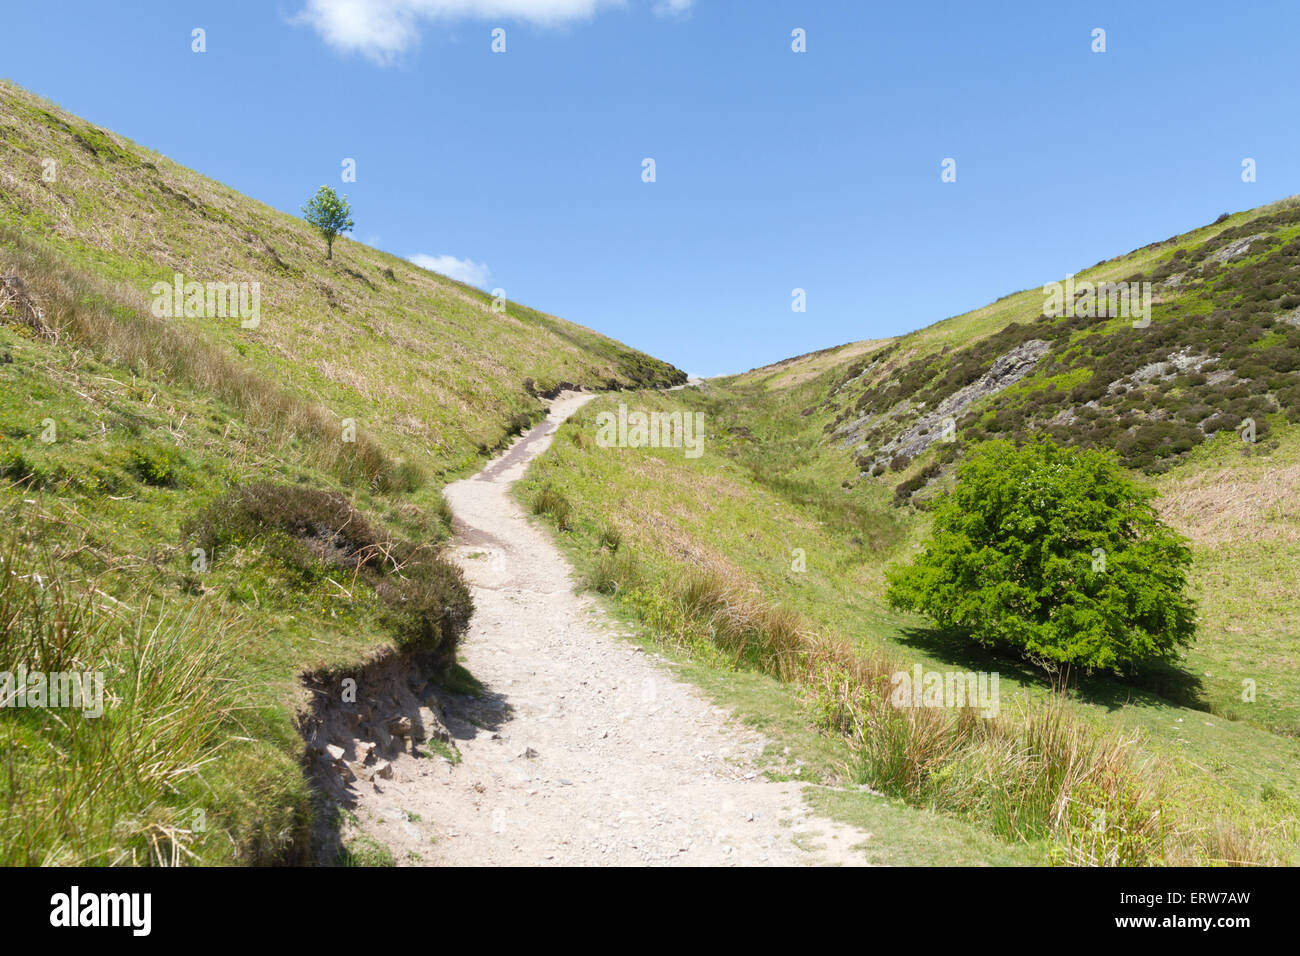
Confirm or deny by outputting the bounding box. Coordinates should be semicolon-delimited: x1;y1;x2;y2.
886;438;1196;672
301;185;354;260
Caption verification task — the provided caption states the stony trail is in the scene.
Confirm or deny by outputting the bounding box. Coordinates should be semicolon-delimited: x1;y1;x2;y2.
343;392;873;866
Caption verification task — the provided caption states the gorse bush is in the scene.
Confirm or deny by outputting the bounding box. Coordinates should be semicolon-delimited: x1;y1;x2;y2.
886;438;1197;672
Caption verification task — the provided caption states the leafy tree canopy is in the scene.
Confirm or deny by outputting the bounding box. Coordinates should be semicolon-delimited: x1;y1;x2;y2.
886;437;1196;672
301;185;354;260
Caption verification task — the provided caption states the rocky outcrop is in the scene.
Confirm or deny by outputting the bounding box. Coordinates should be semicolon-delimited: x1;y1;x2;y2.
1210;233;1269;264
854;339;1050;473
300;651;457;862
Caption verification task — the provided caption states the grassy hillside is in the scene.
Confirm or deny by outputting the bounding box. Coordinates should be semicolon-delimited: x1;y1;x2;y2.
523;200;1300;865
0;80;683;865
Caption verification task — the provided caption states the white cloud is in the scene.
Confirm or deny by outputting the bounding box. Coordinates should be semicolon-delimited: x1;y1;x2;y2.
295;0;640;62
652;0;693;17
408;253;492;288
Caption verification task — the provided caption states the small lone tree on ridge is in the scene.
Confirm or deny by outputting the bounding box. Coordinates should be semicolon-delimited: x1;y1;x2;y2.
301;185;354;261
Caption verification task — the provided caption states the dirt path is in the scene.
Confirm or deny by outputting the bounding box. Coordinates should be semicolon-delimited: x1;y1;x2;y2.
342;392;873;866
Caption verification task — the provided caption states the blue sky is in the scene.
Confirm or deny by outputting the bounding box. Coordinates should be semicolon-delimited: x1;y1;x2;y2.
5;0;1300;376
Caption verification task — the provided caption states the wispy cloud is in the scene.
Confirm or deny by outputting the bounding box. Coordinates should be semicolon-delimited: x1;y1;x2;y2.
652;0;693;18
408;253;492;288
295;0;662;63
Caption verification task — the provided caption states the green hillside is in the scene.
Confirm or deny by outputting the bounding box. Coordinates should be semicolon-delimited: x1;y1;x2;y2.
0;81;682;865
523;199;1300;865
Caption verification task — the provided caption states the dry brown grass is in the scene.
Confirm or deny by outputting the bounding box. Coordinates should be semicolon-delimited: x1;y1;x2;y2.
1158;464;1300;545
737;338;896;390
673;567;807;680
0;273;56;340
1190;819;1274;866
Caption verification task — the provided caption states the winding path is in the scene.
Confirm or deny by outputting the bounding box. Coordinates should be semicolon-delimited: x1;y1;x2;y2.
348;392;873;866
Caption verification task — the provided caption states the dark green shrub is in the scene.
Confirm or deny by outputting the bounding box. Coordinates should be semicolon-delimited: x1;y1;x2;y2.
506;412;532;436
0;447;40;484
893;462;942;505
886;438;1196;673
375;556;472;664
186;483;380;560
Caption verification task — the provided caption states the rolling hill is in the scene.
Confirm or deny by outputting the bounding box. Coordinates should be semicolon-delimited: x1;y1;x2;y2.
0;80;682;865
522;197;1300;864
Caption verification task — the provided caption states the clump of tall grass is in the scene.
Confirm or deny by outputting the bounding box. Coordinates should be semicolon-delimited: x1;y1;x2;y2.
585;547;640;595
860;691;1166;864
530;484;573;531
1193;820;1264;866
671;569;806;680
0;231;419;493
597;523;622;553
0;528;247;865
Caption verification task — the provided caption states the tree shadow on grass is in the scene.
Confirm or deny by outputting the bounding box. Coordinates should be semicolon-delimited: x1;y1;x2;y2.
894;624;1209;714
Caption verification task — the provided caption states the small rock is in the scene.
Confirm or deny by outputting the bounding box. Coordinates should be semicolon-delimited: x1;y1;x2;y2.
375;760;394;780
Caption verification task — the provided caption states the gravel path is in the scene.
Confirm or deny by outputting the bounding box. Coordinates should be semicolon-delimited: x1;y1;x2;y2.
347;392;873;866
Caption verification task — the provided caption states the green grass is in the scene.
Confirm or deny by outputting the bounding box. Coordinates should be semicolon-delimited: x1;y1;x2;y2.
0;80;683;483
335;815;397;867
523;369;1300;864
421;739;462;765
0;79;682;865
